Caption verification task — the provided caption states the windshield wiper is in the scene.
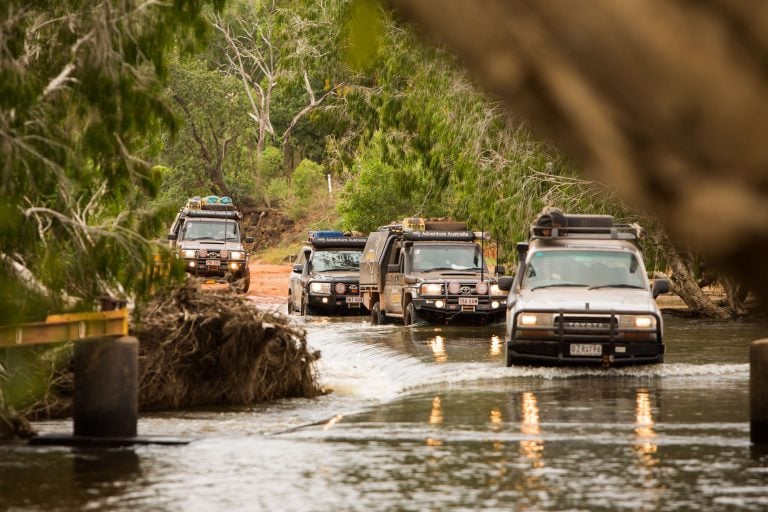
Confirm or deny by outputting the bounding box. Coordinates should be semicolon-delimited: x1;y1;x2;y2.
588;284;645;290
530;283;589;291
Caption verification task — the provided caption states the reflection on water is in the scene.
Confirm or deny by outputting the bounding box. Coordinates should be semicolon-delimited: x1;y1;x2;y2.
490;335;502;357
429;396;443;425
429;335;448;363
4;315;768;511
519;392;544;468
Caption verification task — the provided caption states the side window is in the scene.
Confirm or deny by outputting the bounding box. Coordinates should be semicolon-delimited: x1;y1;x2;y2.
295;249;306;265
387;247;401;272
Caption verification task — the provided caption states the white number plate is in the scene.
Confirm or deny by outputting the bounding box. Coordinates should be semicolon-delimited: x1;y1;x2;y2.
345;296;362;303
570;344;602;356
206;259;220;267
458;297;479;305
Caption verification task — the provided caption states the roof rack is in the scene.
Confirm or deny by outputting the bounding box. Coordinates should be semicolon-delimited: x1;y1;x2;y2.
185;195;237;212
308;231;368;248
530;209;643;241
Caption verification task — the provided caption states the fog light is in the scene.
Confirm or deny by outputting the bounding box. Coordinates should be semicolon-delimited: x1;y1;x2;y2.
322;297;328;304
188;261;195;268
435;300;445;308
230;262;240;270
491;301;500;309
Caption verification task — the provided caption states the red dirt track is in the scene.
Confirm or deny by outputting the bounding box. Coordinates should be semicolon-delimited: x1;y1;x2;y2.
246;261;291;306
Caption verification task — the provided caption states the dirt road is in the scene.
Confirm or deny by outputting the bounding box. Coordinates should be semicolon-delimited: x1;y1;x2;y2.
246;261;291;307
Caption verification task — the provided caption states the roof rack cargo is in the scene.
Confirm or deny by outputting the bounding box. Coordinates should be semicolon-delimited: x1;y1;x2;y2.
308;231;368;248
530;208;643;241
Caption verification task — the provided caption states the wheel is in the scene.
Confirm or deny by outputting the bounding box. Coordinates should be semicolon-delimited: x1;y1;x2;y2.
287;292;295;314
504;342;514;367
239;269;250;293
371;301;384;325
403;302;418;326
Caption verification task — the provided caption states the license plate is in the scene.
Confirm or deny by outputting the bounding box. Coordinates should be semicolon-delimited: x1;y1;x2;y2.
570;344;602;356
458;297;479;305
345;296;362;303
206;259;220;267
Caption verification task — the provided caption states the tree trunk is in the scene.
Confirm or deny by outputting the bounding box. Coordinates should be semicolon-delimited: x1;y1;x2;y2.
655;234;731;319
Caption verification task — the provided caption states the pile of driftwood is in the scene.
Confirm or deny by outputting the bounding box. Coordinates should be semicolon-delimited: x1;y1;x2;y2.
10;282;322;430
135;282;322;410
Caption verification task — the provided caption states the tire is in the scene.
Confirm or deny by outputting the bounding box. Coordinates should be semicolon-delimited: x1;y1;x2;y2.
504;342;514;367
287;293;295;314
371;301;384;325
239;269;250;293
300;293;307;316
403;302;418;326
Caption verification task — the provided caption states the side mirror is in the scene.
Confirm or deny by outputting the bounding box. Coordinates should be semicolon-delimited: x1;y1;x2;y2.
292;264;304;274
167;233;177;241
494;265;505;275
498;276;514;291
245;236;254;244
652;279;670;298
404;275;419;285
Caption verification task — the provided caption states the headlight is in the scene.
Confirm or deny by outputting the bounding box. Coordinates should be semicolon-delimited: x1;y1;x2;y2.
309;282;331;294
180;249;196;259
421;283;443;295
229;251;245;260
518;312;554;326
619;315;657;329
476;282;489;295
490;284;506;297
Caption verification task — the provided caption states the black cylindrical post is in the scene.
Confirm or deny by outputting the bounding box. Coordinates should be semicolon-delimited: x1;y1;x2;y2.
74;336;138;438
751;339;768;444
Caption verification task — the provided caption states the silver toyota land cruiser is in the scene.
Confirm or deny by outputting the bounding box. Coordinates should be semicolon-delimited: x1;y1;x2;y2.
498;210;670;367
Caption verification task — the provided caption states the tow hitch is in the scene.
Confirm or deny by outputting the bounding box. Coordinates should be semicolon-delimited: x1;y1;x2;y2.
601;354;613;368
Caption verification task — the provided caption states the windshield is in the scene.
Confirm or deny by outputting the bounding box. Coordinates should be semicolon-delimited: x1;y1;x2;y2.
521;250;647;290
412;244;485;272
311;250;362;272
181;220;240;241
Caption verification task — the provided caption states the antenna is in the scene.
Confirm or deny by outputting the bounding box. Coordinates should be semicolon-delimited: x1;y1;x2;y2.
480;221;485;283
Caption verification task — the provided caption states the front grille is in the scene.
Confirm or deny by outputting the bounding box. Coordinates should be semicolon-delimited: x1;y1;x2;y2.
555;315;616;335
197;249;220;258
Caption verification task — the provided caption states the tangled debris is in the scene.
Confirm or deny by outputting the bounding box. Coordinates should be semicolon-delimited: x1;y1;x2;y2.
8;282;323;431
134;282;323;411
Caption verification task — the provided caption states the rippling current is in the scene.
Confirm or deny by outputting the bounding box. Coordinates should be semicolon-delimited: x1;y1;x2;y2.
1;312;767;511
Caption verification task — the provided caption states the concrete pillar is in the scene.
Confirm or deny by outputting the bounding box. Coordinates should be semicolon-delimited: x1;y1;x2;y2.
73;336;138;438
751;339;768;444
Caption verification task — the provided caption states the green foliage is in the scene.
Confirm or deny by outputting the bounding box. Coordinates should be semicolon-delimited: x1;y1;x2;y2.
291;159;326;200
0;0;223;324
267;177;290;203
260;147;285;181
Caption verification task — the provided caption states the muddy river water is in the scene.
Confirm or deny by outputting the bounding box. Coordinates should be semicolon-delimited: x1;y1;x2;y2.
2;313;768;511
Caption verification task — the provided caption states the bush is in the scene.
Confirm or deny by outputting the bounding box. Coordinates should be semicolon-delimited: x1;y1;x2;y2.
260;146;285;181
291;159;326;200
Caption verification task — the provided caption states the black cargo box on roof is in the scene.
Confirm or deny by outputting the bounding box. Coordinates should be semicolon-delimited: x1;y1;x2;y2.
184;209;241;220
530;208;641;240
310;237;368;248
402;231;476;242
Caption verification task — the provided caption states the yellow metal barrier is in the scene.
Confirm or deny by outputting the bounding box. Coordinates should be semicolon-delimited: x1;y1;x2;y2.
0;309;129;348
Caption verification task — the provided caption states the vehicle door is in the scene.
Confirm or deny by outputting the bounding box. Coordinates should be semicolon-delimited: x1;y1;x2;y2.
382;246;405;314
290;249;308;300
